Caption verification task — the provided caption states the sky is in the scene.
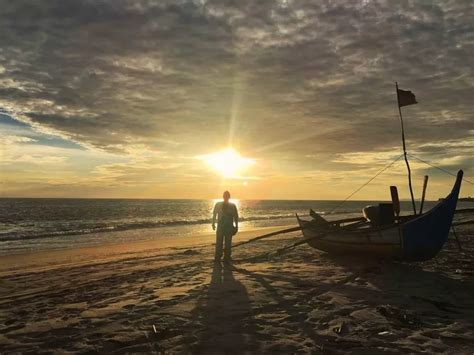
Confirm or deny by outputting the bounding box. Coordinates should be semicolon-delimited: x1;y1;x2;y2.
0;0;473;200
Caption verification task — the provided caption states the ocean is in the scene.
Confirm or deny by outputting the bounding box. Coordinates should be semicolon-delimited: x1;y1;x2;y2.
0;198;467;255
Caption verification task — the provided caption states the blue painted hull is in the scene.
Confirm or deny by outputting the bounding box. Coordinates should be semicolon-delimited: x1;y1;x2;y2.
402;170;463;261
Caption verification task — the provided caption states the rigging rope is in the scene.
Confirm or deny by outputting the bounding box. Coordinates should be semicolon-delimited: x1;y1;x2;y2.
330;151;472;214
408;153;473;185
242;152;471;260
329;153;404;213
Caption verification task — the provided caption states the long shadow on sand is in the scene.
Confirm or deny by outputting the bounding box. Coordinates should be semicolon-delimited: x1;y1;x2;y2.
189;262;258;353
325;254;474;323
231;253;474;352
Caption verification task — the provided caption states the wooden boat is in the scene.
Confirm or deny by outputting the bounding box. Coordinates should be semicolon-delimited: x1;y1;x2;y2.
238;86;470;261
296;170;463;261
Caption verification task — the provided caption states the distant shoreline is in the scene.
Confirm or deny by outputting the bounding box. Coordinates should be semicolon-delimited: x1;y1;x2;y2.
439;197;473;202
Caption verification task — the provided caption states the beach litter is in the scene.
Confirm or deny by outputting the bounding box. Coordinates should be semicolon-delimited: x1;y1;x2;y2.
332;321;346;335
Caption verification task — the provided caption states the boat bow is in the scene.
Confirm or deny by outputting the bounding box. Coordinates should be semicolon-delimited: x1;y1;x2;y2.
402;170;463;261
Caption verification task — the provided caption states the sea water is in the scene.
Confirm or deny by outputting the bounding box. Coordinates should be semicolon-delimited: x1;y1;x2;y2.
0;198;468;255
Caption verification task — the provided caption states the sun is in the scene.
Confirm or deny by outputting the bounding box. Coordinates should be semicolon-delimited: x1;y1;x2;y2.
199;148;255;178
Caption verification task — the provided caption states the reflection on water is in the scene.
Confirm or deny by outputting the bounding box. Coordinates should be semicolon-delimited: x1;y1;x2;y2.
211;198;240;209
1;198;463;254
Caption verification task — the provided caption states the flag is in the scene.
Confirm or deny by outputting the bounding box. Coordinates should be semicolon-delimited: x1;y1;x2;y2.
397;88;417;107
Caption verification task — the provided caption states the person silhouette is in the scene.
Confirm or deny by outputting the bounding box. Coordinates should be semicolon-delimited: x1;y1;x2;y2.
212;191;239;262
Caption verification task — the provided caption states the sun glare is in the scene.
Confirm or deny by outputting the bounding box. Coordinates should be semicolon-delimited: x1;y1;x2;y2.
199;148;255;178
212;198;240;208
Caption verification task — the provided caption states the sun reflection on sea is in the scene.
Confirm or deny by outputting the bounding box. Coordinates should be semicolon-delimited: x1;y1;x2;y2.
211;198;240;208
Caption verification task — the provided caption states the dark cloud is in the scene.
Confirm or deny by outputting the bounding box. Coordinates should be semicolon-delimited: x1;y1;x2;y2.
0;0;472;171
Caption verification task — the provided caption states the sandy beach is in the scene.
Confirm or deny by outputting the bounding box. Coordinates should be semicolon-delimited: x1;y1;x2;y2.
1;0;473;353
1;225;473;354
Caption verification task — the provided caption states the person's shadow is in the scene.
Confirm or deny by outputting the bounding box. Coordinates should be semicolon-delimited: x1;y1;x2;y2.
189;262;258;353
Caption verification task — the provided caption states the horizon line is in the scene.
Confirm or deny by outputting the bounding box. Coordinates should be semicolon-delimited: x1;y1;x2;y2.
0;196;443;202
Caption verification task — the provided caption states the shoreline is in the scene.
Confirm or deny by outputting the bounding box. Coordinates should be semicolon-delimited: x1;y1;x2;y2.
0;225;293;276
0;219;300;256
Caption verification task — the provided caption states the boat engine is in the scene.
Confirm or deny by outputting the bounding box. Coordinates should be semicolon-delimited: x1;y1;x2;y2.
363;203;395;226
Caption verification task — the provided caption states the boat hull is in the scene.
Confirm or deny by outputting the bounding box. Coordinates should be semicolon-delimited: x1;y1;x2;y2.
297;170;463;261
297;219;402;258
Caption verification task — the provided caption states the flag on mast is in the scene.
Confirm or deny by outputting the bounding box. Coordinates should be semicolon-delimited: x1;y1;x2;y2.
397;88;418;107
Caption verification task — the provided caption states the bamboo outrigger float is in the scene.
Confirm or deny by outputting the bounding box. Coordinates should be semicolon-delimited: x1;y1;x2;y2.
296;170;463;261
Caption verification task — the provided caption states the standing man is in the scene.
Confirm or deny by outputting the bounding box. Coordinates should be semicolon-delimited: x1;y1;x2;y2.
212;191;239;262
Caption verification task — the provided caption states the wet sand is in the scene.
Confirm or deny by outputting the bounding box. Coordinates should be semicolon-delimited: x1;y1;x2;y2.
1;225;473;353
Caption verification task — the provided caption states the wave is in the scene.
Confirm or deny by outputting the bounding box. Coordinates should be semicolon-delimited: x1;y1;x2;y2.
0;213;305;242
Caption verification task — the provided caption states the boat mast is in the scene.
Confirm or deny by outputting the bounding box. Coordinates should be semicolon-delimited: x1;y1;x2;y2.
396;82;417;215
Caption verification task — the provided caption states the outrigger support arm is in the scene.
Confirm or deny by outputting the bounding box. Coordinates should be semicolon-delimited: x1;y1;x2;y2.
233;216;365;249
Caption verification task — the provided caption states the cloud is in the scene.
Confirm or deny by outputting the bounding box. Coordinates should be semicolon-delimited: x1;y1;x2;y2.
0;132;67;165
2;135;37;144
0;0;472;197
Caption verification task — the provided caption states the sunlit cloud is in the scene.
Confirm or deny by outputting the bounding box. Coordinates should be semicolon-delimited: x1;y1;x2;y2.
0;0;472;198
